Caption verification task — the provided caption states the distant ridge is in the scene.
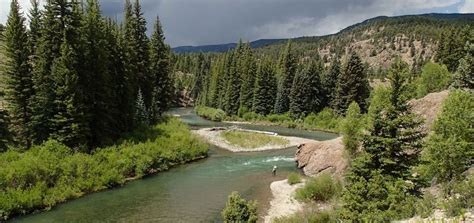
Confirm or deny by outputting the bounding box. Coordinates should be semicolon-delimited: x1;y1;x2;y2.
172;13;474;53
172;39;286;53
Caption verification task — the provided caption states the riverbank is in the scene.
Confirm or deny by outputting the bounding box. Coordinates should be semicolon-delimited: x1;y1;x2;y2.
264;179;305;223
192;127;317;152
0;118;208;221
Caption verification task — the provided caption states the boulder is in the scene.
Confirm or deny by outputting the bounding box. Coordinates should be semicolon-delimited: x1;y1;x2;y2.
295;137;348;177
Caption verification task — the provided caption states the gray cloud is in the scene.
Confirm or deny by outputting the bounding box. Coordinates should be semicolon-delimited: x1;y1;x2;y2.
0;0;470;47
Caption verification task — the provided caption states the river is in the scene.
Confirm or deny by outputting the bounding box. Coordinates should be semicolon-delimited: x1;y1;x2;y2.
11;108;338;223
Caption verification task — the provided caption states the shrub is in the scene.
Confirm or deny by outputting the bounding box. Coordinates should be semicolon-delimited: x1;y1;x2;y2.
443;175;474;217
303;108;342;132
295;173;341;202
416;62;451;98
242;112;263;121
287;173;302;185
222;191;258;223
266;113;292;124
415;192;436;218
195;106;226;122
0;118;208;220
274;210;337;223
340;102;363;155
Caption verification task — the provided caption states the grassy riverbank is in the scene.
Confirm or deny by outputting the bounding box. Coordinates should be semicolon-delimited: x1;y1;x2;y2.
0;118;208;221
222;130;289;149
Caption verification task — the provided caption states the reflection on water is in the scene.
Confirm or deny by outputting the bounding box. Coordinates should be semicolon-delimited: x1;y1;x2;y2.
11;108;338;223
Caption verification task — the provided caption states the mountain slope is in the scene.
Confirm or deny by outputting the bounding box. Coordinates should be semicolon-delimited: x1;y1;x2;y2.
173;39;286;53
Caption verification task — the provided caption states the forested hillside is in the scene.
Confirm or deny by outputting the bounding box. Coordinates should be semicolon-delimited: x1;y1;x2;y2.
0;0;207;220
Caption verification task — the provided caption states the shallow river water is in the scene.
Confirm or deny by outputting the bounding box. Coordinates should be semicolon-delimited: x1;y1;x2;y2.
11;108;338;223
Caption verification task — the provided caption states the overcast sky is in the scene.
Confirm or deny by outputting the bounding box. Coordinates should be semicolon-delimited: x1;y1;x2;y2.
0;0;473;47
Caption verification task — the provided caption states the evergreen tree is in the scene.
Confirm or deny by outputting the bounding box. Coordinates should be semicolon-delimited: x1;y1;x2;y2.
274;40;297;114
135;89;149;126
149;16;171;122
334;52;370;114
452;42;473;89
289;60;323;117
28;0;41;58
324;56;341;108
82;0;115;147
30;0;71;144
224;52;241;115
132;0;151;107
239;44;257;113
4;0;34;148
341;58;425;220
253;59;277;115
50;38;89;148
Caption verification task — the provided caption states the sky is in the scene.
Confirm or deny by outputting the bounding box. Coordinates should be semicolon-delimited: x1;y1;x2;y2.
0;0;473;47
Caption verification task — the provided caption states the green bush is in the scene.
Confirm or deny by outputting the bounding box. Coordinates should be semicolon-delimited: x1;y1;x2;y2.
287;173;302;185
303;108;342;132
222;191;258;223
415;192;436;218
195;106;226;122
0;118;208;220
443;175;474;217
242;112;262;121
416;62;451;98
295;173;341;202
266;113;292;124
274;210;337;223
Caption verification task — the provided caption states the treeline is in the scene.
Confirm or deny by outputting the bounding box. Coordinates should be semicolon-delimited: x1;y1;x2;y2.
189;41;370;120
0;0;172;152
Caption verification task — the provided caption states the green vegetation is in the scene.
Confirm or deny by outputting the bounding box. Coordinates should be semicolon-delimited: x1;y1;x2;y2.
221;191;258;223
340;59;424;221
221;130;289;149
195;106;226;122
340;102;363;155
416;62;452;98
419;90;474;183
295;174;342;202
1;0;173;151
0;118;208;220
274;210;337;223
287;173;302;185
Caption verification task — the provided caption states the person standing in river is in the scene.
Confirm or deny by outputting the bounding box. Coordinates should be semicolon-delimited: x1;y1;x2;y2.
272;166;278;176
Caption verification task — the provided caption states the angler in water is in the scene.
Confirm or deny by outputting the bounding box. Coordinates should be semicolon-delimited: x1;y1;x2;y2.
272;165;277;176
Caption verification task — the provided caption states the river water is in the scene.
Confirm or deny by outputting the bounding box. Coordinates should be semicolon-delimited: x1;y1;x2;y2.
11;108;338;223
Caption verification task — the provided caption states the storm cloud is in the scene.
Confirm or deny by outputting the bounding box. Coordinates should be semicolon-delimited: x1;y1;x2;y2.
0;0;472;46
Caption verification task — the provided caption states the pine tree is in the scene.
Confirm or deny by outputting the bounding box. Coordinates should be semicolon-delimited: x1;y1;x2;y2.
274;40;297;114
253;59;277;115
224;52;241;115
50;38;89;148
82;0;115;147
4;0;34;148
289;60;323;117
132;0;151;107
135;89;149;126
334;52;370;114
28;0;41;58
340;101;362;155
149;16;171;123
239;43;257;113
324;56;341;109
452;42;473;89
341;58;425;220
30;0;71;144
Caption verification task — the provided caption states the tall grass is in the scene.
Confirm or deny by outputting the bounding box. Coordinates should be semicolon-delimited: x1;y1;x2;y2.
195;106;226;122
